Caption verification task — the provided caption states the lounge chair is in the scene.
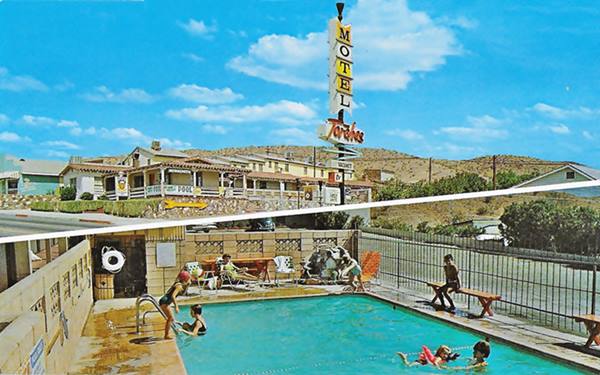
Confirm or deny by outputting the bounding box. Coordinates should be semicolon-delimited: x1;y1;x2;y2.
273;255;297;286
360;251;381;288
185;261;218;293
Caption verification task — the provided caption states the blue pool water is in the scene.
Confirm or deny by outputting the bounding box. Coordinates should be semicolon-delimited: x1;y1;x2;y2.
175;295;587;374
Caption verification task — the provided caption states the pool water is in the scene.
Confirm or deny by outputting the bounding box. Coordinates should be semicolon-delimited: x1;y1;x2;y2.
175;295;587;374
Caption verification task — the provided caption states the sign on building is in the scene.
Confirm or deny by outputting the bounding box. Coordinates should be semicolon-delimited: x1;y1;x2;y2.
115;174;128;197
324;186;341;205
318;118;365;146
328;17;353;115
156;242;177;268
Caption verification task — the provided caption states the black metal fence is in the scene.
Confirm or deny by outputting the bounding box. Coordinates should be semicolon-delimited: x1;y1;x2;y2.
358;227;600;336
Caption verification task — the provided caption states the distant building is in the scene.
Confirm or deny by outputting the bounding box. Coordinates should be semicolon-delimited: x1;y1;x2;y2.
60;162;130;199
454;217;504;242
0;154;65;195
363;168;395;183
514;164;600;197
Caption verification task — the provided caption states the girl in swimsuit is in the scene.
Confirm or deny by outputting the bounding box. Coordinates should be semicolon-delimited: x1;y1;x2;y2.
178;304;207;336
341;254;364;292
397;345;453;368
159;270;191;340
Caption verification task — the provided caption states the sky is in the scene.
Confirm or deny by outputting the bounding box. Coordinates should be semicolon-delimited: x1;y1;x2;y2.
1;0;600;167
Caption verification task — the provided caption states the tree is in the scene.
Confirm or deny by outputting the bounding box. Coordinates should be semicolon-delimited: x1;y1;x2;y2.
314;211;350;229
60;186;76;201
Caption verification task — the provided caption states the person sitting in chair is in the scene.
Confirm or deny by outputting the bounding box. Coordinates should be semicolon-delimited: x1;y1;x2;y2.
220;254;259;281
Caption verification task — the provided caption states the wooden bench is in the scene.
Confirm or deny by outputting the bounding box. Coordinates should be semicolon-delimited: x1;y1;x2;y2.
573;314;600;348
427;281;502;318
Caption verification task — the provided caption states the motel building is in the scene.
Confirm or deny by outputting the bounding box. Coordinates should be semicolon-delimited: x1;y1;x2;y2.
58;142;372;205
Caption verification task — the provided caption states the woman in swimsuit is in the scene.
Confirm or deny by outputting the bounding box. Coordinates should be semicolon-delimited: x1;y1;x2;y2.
397;345;453;368
159;270;191;340
178;304;207;336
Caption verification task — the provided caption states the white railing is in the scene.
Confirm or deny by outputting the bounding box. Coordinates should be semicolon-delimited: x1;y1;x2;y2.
129;186;145;199
105;190;116;200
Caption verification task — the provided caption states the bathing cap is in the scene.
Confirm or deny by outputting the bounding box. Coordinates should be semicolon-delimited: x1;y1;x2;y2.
178;270;191;282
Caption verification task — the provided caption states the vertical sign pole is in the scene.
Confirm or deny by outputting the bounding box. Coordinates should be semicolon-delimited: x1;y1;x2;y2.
337;3;345;205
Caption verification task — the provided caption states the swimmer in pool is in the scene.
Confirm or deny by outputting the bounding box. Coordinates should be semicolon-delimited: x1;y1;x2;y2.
177;304;207;336
397;345;456;368
159;270;191;340
446;338;490;371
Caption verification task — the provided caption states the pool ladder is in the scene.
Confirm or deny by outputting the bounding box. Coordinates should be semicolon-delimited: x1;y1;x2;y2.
135;294;178;335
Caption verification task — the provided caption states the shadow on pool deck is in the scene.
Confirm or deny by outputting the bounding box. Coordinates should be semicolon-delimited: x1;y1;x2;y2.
69;284;600;374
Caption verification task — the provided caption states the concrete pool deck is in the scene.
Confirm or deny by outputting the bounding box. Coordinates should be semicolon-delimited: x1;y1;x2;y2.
69;284;600;374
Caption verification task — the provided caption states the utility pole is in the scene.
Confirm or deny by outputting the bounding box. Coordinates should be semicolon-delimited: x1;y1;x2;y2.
313;146;317;178
492;155;497;190
428;157;433;184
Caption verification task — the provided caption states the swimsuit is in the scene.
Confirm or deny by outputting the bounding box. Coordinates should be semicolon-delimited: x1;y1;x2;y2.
159;282;182;306
192;319;207;335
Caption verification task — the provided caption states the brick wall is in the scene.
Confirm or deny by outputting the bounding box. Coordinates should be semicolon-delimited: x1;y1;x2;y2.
0;240;92;374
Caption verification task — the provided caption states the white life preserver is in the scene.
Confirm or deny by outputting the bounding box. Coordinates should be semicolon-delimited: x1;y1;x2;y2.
101;246;126;273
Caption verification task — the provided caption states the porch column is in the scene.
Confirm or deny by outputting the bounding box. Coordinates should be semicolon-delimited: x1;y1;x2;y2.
143;171;147;198
279;180;285;198
242;175;247;196
367;188;372;202
192;171;197;197
253;179;257;194
114;175;119;201
219;172;225;187
160;168;165;197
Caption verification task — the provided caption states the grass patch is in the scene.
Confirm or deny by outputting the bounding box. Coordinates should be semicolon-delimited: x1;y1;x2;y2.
30;201;58;212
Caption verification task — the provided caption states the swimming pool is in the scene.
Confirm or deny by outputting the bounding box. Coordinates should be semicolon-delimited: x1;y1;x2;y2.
175;295;588;374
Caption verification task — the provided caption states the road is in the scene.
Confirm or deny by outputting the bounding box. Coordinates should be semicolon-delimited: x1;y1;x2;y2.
0;210;150;238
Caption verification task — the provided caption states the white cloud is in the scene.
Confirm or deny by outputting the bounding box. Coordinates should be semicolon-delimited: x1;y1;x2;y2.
166;100;317;125
0;113;9;124
0;131;30;143
178;19;217;38
549;123;570;134
228;0;461;91
182;53;205;63
159;138;192;149
57;120;79;128
95;127;191;149
385;129;423;140
0;67;48;92
21;115;56;126
168;84;243;104
439;114;508;141
531;102;600;120
583;130;594;140
69;126;97;136
47;150;70;158
82;86;155;103
270;127;320;146
42;140;80;150
202;124;228;134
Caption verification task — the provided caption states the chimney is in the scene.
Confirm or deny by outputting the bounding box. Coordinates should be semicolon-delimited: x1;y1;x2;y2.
69;156;82;164
151;140;161;151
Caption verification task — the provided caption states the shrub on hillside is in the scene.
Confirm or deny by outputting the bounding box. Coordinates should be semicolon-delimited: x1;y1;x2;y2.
313;211;350;230
375;172;488;201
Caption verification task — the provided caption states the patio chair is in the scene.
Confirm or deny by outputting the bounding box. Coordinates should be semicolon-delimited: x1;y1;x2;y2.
216;256;246;289
185;261;218;293
273;256;297;286
360;251;381;288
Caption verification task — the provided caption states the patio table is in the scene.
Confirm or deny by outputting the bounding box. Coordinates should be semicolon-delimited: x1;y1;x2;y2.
201;257;274;282
574;314;600;348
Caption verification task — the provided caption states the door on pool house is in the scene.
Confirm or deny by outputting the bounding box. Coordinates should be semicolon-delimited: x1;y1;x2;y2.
92;235;147;298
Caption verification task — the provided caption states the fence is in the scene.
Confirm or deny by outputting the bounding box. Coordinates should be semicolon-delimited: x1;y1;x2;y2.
358;227;600;336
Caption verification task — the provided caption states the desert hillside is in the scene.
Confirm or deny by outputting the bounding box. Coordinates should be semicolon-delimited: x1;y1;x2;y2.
184;146;570;183
371;192;600;227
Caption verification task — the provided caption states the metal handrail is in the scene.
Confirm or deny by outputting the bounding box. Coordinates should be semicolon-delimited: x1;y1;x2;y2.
135;294;178;335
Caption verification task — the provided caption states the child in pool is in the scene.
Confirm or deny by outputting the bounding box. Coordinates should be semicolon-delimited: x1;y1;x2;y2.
177;304;207;336
446;339;491;371
397;345;457;368
159;270;191;340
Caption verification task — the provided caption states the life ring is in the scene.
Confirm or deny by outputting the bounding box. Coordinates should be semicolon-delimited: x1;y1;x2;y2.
101;246;126;273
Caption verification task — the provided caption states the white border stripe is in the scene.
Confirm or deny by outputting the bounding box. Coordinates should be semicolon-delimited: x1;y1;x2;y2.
1;180;599;244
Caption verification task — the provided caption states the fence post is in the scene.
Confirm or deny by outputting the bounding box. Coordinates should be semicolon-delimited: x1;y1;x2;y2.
593;264;597;315
467;248;472;310
396;231;401;289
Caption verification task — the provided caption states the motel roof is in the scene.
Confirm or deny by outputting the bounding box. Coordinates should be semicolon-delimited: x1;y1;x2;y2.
116;160;250;174
60;163;130;175
514;163;600;188
18;159;66;176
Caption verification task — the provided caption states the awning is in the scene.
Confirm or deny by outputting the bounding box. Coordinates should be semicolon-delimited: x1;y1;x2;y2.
0;171;20;179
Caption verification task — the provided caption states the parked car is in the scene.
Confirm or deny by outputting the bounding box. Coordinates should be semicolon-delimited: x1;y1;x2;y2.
186;223;218;233
249;218;276;231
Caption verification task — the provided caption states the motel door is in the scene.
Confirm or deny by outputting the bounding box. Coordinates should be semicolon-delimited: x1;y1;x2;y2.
93;235;147;298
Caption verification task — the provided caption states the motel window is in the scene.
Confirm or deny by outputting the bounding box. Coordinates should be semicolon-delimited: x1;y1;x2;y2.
69;178;76;187
196;173;203;186
259;181;267;189
268;161;272;168
252;163;256;170
285;163;289;172
320;170;324;177
105;178;115;191
566;171;575;179
259;164;264;172
304;167;308;175
7;179;18;190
